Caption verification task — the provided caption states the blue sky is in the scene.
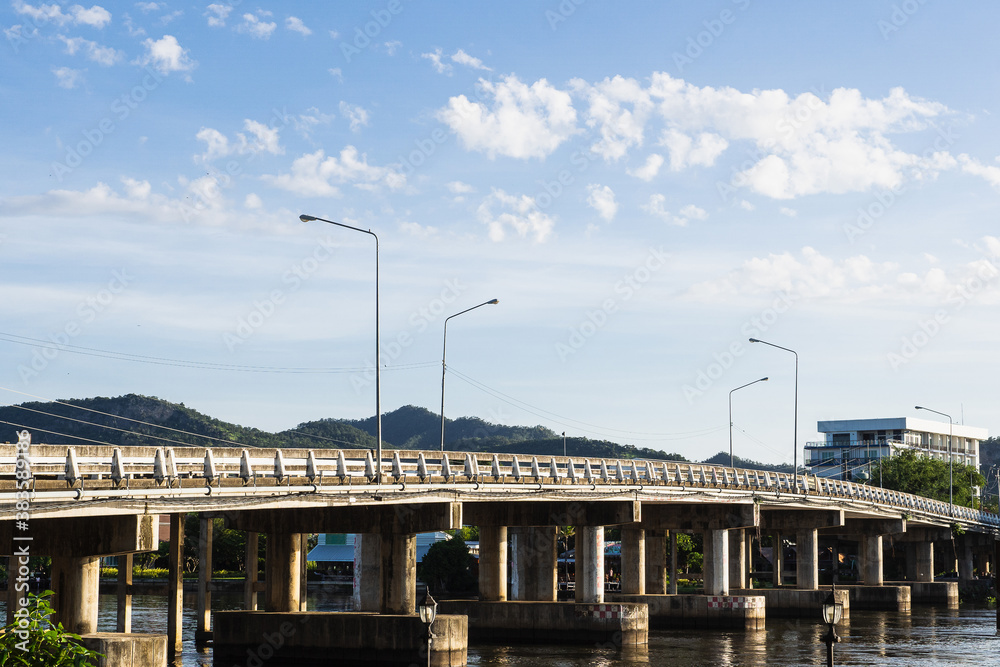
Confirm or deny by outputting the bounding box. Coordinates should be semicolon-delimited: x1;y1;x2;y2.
2;1;999;465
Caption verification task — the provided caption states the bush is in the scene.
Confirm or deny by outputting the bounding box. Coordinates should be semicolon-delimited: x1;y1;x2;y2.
0;591;103;666
418;536;476;593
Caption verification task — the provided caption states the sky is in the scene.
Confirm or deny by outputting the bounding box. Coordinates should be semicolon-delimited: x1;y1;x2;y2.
1;1;999;467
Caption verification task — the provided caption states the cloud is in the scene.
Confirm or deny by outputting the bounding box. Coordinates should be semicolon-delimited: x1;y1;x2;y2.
586;184;618;221
779;206;798;217
422;48;491;75
572;75;653;161
642;195;705;226
135;34;196;76
244;193;263;209
421;48;450;75
58;34;121;65
328;68;343;83
285;16;311;36
660;128;728;171
627;153;664;181
261;147;407;197
452;48;491;71
14;2;111;28
204;3;230;27
136;2;160;13
52;66;84;89
338;102;370;133
237;12;276;39
437;75;578;160
679;204;708;222
958;154;1000;189
195;119;284;162
383;40;401;55
477;188;555;242
399;221;438;237
292;107;336;137
446;181;474;194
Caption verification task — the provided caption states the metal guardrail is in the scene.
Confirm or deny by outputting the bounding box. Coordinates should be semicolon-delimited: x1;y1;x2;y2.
1;431;997;531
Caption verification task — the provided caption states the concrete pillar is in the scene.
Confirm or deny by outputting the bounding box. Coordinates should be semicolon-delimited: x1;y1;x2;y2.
796;529;819;590
645;529;667;594
244;532;259;610
116;552;133;633
976;549;990;577
380;532;416;614
904;542;917;581
196;516;213;644
728;529;746;590
915;541;934;582
5;556;28;627
772;532;784;587
51;555;100;635
479;526;507;601
300;534;309;611
354;533;381;612
862;535;884;586
668;531;678;595
959;541;975;583
745;531;754;589
510;527;557;602
167;513;185;659
575;526;604;603
706;529;729;595
265;532;302;612
621;527;645;595
702;530;714;592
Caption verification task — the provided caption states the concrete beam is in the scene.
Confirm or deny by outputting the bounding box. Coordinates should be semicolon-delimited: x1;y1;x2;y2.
640;503;758;531
0;515;156;557
224;502;462;534
820;518;905;536
896;527;951;542
464;500;639;527
760;509;844;532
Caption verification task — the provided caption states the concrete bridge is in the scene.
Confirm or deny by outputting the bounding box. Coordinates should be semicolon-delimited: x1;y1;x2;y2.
2;433;998;665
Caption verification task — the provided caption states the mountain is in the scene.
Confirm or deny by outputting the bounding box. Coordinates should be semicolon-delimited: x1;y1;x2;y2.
702;451;795;474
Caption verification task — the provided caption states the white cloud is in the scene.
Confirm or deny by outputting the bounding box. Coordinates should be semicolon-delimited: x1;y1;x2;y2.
642;195;704;226
446;181;474;194
328;29;339;39
158;9;182;25
659;128;728;171
572;75;653;161
58;34;121;65
293;107;336;137
338;102;370;133
679;204;707;222
237;12;276;39
779;206;798;217
477;189;555;242
421;48;451;75
244;193;263;209
328;68;343;83
14;2;111;28
437;75;578;160
958;154;1000;189
399;221;438;237
261;147;407;197
285;16;311;36
195;119;284;162
739;199;755;211
204;4;230;27
627;153;664;181
135;34;196;76
586;184;617;222
383;40;401;55
136;2;160;13
52;66;84;89
452;48;490;71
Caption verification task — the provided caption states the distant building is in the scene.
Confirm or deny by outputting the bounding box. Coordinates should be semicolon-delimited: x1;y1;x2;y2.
805;417;988;480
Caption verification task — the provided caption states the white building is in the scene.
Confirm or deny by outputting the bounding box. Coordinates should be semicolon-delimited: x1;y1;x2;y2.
804;417;988;480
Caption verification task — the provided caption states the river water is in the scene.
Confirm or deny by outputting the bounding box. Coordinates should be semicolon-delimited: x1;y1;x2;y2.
20;590;1000;666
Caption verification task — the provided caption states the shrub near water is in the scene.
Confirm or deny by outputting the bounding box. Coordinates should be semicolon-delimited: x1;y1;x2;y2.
0;591;102;666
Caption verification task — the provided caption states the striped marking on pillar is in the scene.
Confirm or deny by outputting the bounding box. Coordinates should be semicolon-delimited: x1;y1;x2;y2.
707;596;765;609
575;604;625;619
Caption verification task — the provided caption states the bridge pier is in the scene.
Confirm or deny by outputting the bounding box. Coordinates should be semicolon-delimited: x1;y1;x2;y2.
51;555;101;634
265;531;302;612
644;529;667;594
575;525;605;603
621;526;645;595
510;526;557;601
668;531;679;594
478;525;507;601
728;529;746;590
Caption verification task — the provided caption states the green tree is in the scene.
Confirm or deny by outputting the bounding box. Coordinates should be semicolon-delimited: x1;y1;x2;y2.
0;592;102;666
876;450;985;507
418;536;476;593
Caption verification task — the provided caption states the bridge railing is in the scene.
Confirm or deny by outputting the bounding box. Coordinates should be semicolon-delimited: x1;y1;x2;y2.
1;440;997;530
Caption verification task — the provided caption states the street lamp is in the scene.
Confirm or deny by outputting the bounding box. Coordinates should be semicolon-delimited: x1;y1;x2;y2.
440;299;499;451
821;583;843;667
300;214;383;481
418;589;437;667
915;405;953;517
562;431;567;458
749;338;799;491
729;377;768;468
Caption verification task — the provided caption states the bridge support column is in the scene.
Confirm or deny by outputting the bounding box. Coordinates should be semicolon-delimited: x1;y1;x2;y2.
510;527;557;601
668;531;678;595
745;531;754;589
575;526;604;603
959;541;975;583
862;535;884;586
645;529;667;595
728;529;746;590
116;552;133;633
772;532;784;587
621;527;645;595
196;516;213;644
704;529;729;595
51;555;100;635
478;525;507;601
5;557;28;628
168;513;185;659
244;532;259;610
265;532;302;612
915;540;934;582
796;529;818;590
354;533;380;612
380;532;416;614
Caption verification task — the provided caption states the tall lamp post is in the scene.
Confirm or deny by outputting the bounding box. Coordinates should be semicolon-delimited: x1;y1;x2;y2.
915;405;953;517
418;589;437;667
729;377;768;468
300;214;383;481
440;299;499;451
821;583;843;667
749;338;799;491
